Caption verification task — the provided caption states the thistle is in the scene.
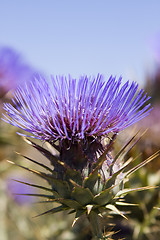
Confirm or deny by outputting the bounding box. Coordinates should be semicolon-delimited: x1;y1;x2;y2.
2;74;156;239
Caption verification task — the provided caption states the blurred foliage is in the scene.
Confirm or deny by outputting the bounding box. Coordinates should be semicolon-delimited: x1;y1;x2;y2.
109;64;160;239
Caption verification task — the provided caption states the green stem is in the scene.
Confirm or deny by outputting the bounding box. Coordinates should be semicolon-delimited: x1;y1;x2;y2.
87;211;103;240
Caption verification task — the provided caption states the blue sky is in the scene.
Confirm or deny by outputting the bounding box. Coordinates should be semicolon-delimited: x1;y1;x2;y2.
0;1;160;85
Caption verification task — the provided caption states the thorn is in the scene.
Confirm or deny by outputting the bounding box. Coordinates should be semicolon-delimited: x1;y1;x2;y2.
86;205;93;215
153;207;160;210
22;137;31;144
14;151;20;155
98;213;103;218
7;160;14;164
72;217;79;227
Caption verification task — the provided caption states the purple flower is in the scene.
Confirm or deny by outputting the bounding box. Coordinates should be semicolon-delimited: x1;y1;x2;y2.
2;74;151;143
0;47;34;97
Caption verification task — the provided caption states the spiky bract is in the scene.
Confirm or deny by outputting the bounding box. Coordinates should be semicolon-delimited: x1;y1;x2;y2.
10;135;158;239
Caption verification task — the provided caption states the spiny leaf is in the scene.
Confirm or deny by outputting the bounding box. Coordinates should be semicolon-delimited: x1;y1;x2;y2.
93;185;115;205
71;185;94;206
12;179;53;192
15;152;53;173
115;186;157;198
34;197;85;207
83;169;100;192
118;130;147;161
113;130;140;162
33;205;67;218
7;160;56;182
104;163;129;189
8;161;72;199
105;204;128;220
124;151;160;178
59;199;82;209
105;154;141;190
65;168;83;186
69;179;82;188
24;138;61;167
109;131;144;175
110;130;148;175
93;134;116;171
24;138;83;184
51;178;71;198
14;193;55;198
33;199;62;204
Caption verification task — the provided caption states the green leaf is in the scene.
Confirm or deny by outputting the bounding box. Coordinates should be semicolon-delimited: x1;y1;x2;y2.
93;187;113;205
104;167;125;189
75;209;86;218
59;199;82;209
65;168;83;186
88;211;103;238
51;179;71;198
83;170;100;192
71;186;94;205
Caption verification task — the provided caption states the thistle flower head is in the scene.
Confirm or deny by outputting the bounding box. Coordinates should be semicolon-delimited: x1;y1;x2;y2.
3;74;152;171
3;74;151;142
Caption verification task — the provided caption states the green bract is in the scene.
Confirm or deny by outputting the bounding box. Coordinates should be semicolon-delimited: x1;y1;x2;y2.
10;133;158;240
